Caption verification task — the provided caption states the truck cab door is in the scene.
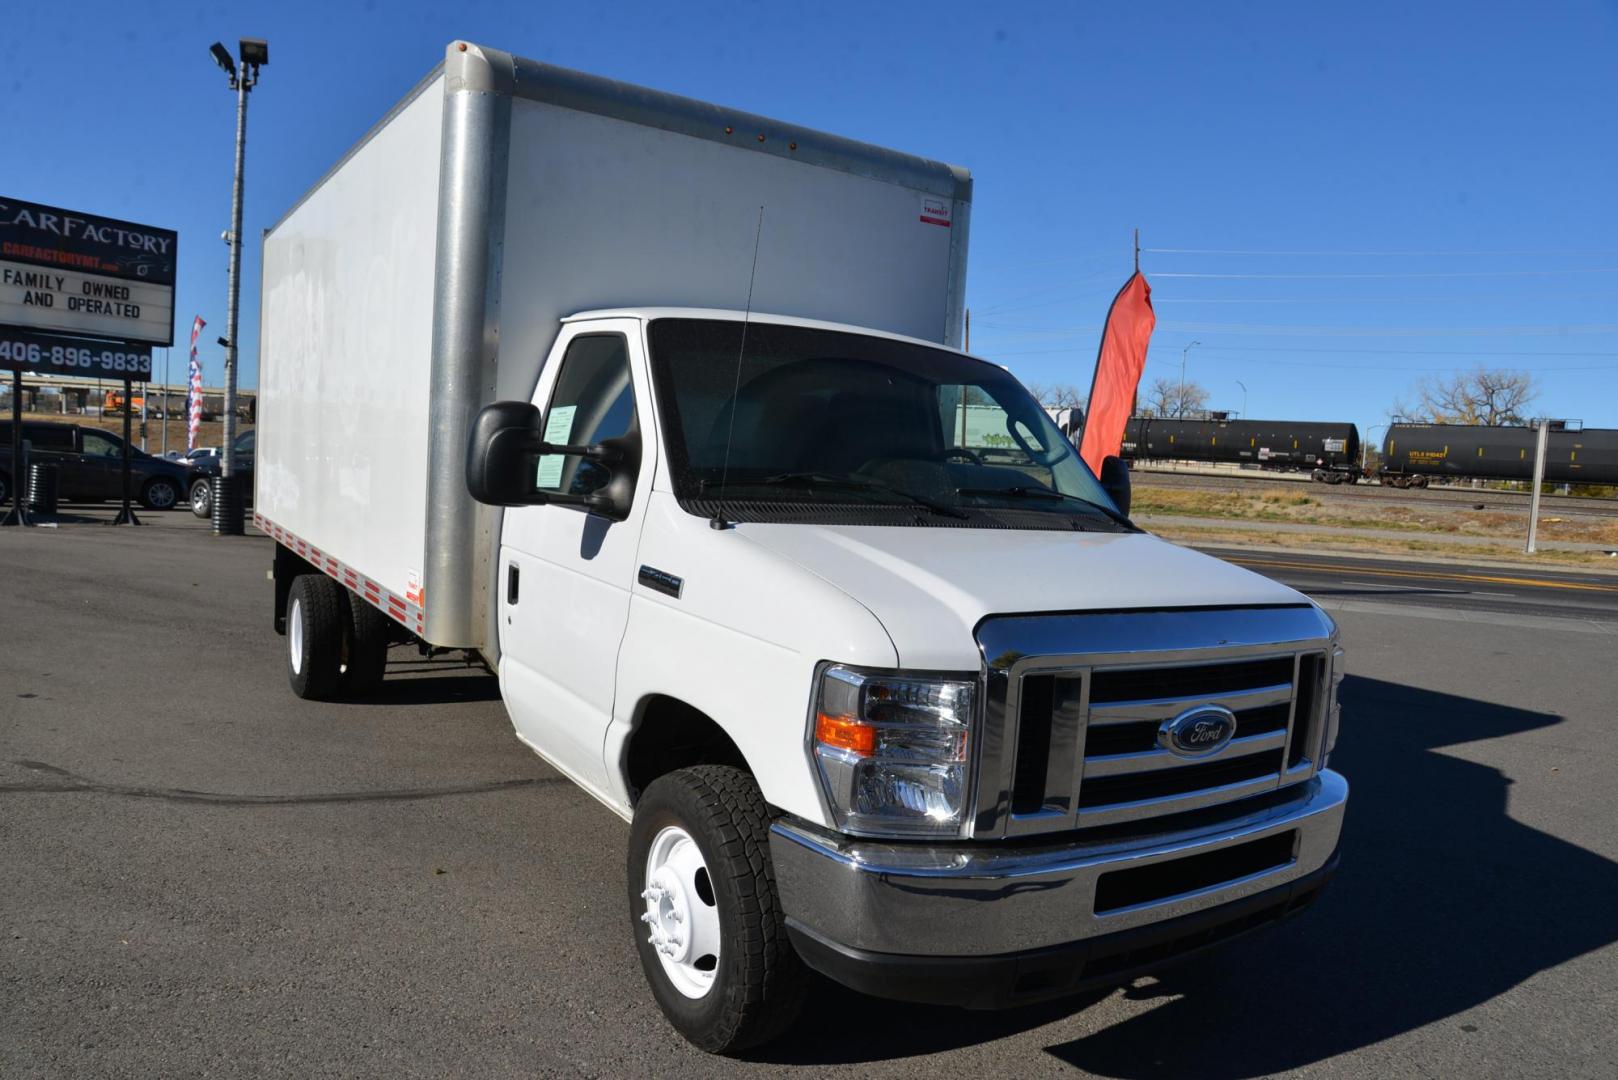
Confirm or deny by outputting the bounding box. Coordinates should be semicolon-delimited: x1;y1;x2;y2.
497;320;653;798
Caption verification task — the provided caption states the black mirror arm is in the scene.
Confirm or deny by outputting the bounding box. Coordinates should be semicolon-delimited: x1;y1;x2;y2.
538;441;623;464
539;490;616;513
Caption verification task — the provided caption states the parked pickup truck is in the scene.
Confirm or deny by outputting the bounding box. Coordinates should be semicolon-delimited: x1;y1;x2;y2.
256;42;1346;1054
0;420;191;509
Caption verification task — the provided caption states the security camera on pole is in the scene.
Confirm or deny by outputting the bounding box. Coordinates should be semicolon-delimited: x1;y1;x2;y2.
208;37;267;536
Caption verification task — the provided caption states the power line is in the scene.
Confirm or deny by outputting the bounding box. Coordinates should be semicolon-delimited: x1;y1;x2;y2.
1144;247;1618;257
1155;290;1618;305
1152;268;1618;280
976;321;1618;338
986;341;1617;361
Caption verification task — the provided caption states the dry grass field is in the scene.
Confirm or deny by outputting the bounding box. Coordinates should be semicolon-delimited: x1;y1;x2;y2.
12;409;250;455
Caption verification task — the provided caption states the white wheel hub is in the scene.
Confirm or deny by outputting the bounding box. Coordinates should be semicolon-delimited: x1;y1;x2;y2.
289;596;304;675
641;824;721;999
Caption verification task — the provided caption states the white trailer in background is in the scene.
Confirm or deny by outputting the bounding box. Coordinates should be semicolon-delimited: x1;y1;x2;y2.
256;41;1346;1055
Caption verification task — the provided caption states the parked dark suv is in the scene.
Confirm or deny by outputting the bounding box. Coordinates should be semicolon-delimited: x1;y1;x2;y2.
0;421;193;510
188;428;254;518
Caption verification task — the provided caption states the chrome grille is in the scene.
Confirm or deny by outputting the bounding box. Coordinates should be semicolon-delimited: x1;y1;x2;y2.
972;606;1336;838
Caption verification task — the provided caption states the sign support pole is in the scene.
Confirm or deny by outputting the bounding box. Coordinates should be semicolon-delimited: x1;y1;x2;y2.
113;376;141;526
161;349;169;458
2;370;30;526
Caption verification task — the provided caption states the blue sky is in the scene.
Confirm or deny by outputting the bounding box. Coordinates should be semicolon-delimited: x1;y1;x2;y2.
5;1;1615;439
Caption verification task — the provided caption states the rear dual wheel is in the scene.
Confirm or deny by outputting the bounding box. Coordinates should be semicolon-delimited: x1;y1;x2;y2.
141;478;181;510
284;574;391;700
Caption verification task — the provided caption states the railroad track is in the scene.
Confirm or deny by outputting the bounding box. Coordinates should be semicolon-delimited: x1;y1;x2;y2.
1134;467;1618;519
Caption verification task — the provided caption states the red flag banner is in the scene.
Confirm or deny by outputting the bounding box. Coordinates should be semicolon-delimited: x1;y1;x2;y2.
1079;271;1155;476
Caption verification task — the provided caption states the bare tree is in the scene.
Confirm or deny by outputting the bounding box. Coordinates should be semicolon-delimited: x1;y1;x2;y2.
1408;367;1537;426
1144;377;1210;418
1025;382;1087;409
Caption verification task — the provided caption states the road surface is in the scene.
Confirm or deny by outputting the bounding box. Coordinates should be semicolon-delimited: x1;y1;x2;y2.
1200;545;1618;627
3;518;1615;1078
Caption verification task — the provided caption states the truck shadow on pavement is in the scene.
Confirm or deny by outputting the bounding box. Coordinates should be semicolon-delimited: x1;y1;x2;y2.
755;675;1618;1071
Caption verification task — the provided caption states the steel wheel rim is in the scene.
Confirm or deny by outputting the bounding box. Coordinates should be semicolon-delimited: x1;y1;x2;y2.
641;824;721;999
192;484;209;513
289;596;304;675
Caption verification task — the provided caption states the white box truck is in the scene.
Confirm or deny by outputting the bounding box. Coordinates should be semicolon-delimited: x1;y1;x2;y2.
257;42;1347;1054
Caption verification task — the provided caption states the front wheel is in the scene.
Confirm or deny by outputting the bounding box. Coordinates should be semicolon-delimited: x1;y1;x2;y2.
190;479;212;518
628;766;808;1054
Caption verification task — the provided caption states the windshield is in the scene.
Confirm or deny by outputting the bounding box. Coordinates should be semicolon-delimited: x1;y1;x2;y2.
647;318;1126;530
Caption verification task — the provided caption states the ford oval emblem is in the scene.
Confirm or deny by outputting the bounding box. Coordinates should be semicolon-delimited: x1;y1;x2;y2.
1158;705;1238;757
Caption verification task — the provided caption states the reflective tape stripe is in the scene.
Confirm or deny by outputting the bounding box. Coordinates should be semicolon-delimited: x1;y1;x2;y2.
254;512;426;636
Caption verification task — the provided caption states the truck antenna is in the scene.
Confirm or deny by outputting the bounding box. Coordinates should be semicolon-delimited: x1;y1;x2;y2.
712;205;765;530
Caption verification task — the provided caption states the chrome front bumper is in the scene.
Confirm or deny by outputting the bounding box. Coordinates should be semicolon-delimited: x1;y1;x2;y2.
771;770;1346;1002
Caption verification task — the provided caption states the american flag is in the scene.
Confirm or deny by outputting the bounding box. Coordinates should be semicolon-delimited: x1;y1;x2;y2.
187;316;205;452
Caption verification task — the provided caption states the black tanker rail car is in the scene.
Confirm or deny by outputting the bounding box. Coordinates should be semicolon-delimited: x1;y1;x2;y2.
1380;424;1618;488
1122;418;1362;482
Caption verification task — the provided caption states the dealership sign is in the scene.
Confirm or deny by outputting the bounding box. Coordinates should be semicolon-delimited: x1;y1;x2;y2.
0;196;177;348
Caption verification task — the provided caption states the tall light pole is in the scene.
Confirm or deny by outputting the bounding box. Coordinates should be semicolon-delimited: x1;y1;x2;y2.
209;37;268;536
1235;379;1248;418
1178;340;1201;417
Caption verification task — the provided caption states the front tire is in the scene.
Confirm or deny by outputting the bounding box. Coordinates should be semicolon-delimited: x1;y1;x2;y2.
190;478;212;518
628;766;808;1054
285;575;345;700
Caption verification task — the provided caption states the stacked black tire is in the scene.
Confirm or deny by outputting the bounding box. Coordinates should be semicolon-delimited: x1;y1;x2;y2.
211;474;245;535
28;464;58;514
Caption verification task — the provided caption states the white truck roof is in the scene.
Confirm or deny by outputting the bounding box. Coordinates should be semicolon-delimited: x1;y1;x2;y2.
562;307;977;356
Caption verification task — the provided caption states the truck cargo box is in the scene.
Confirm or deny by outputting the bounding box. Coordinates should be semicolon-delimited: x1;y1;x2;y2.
257;42;972;653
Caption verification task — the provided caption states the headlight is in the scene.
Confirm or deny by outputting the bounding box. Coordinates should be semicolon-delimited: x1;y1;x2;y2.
1322;644;1345;764
810;664;975;838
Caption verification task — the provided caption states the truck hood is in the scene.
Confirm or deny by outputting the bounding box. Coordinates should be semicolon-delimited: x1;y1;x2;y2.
736;524;1309;669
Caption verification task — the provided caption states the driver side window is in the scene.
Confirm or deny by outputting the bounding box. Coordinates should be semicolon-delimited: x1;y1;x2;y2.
536;334;636;497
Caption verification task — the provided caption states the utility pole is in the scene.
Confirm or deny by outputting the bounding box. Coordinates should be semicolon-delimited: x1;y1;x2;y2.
964;308;970;352
209;37;268;535
161;348;169;457
1525;419;1549;554
1178;340;1200;418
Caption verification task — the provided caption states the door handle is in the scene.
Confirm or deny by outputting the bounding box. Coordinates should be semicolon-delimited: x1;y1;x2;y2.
507;563;520;605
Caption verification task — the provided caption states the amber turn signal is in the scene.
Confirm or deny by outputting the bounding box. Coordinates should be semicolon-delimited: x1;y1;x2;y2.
815;712;876;756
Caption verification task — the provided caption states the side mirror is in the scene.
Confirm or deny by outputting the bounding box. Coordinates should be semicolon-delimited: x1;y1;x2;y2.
1099;455;1132;517
465;401;639;520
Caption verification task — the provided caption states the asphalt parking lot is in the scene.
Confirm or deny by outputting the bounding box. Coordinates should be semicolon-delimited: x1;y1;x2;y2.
4;513;1617;1078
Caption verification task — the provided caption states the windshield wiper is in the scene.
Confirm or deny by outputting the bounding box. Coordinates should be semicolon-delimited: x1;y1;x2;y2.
753;472;970;519
955;485;1134;528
